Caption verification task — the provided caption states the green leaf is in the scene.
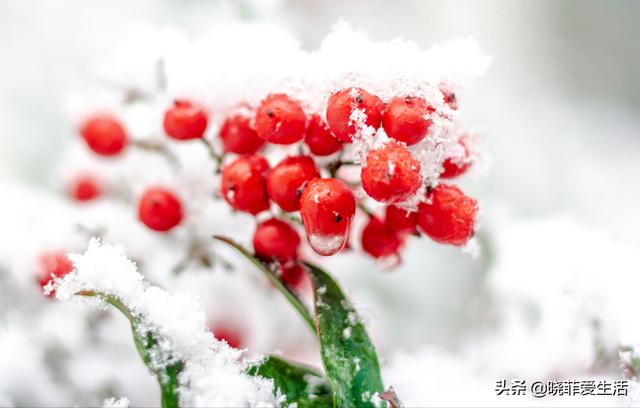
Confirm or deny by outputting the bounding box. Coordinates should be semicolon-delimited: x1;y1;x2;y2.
213;235;316;334
302;262;386;408
248;355;333;407
78;290;183;408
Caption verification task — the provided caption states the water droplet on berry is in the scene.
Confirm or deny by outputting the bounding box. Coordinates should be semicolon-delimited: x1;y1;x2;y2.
308;232;348;256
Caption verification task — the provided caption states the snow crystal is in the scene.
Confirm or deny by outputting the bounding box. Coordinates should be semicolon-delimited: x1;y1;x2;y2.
56;239;279;407
102;397;130;408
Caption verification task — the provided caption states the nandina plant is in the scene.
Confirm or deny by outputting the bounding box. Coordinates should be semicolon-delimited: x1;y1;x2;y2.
53;24;488;408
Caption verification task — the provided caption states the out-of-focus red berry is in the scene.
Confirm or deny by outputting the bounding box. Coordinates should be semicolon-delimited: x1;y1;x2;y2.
138;187;183;232
417;184;477;246
361;141;422;204
163;100;208;141
361;216;404;259
255;94;306;144
440;140;472;179
253;218;300;262
210;324;243;349
304;114;343;156
279;261;307;290
80;114;128;156
299;178;356;256
219;111;264;154
69;175;102;202
220;155;270;215
325;87;384;143
37;251;73;297
382;96;433;145
267;156;320;212
385;205;418;235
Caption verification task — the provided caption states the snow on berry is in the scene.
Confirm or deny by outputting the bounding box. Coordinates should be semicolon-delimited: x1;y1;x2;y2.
163;100;208;141
218;108;265;154
304;114;343;156
440;139;472;179
299;178;356;256
37;251;73;296
137;187;183;232
54;239;279;407
80;114;128;156
325;87;384;143
220;155;270;215
361;140;422;204
382;96;434;146
209;324;244;349
417;184;477;246
68;174;102;202
255;94;306;145
252;218;300;262
266;156;320;212
361;216;404;260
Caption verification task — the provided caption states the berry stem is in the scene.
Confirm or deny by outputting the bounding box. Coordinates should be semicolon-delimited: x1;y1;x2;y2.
200;138;225;173
326;159;357;178
357;202;375;218
132;140;179;167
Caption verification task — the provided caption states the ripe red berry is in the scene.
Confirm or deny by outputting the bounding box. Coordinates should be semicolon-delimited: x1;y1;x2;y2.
220;155;270;215
267;156;320;212
138;187;183;232
382;96;433;145
299;178;356;256
80;114;128;156
304;114;343;156
37;251;73;296
417;184;477;246
69;174;102;202
440;85;458;110
385;204;418;235
279;261;307;290
219;111;264;154
163;100;208;141
361;141;422;204
253;218;300;262
361;216;404;259
325;87;384;143
440;140;471;179
255;94;306;144
210;324;243;349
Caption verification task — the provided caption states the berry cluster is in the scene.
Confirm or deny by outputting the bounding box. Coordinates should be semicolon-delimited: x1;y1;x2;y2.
73;85;478;277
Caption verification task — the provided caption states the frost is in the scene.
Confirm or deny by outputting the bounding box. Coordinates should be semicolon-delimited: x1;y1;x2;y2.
102;397;130;408
343;327;352;339
55;239;279;407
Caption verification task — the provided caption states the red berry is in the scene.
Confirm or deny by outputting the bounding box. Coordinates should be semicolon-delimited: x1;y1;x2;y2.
220;155;270;215
325;87;384;143
267;156;320;212
361;141;422;204
385;205;418;234
361;216;404;259
69;174;102;202
163;100;208;141
417;184;477;246
304;114;343;156
219;112;264;154
255;94;306;144
37;251;73;296
299;178;356;256
138;187;183;232
440;85;458;110
440;140;471;179
253;218;300;262
80;114;128;156
382;96;433;145
277;261;307;290
210;324;243;349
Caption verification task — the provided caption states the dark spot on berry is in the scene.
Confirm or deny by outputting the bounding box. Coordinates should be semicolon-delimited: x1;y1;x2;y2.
405;96;413;104
228;182;235;191
355;95;363;105
266;110;274;118
296;186;303;198
335;214;343;223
